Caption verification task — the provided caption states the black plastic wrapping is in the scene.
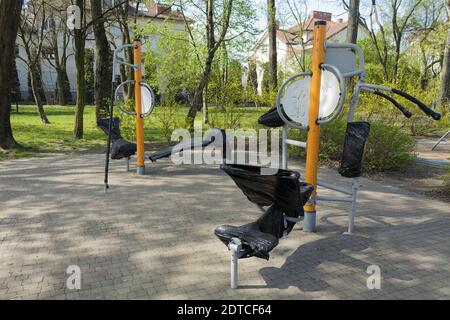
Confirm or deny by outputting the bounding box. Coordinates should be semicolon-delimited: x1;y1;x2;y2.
215;164;313;260
258;107;287;128
338;122;370;178
97;117;137;160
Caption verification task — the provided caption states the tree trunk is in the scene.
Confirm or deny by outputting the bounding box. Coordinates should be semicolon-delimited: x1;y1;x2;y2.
392;40;401;83
91;0;112;119
118;4;134;101
54;28;70;106
187;54;215;124
186;0;234;128
30;64;50;124
346;0;360;44
203;86;208;124
267;0;277;91
56;69;67;105
439;0;450;111
0;0;23;149
73;0;86;139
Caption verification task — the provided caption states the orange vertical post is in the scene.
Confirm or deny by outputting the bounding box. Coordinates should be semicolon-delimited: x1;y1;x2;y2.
134;39;145;175
303;21;327;232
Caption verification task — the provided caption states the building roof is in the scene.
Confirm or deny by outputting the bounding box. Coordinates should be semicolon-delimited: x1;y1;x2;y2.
127;2;190;22
288;11;348;44
276;29;301;45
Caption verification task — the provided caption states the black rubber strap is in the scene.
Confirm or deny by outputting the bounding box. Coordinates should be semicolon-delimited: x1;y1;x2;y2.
391;88;441;120
373;90;412;118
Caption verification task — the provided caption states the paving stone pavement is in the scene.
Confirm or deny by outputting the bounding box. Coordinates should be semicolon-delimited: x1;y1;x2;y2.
0;154;449;300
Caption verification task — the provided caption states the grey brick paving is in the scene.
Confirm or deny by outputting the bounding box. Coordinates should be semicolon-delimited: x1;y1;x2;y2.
0;154;449;300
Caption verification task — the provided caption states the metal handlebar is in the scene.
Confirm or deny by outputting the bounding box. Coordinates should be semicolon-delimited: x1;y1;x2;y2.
115;80;156;118
372;90;412;118
115;80;137;115
360;83;441;120
391;88;441;120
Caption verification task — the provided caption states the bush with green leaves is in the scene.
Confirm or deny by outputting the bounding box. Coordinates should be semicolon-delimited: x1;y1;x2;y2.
209;103;243;130
154;100;185;143
289;119;415;174
117;98;136;142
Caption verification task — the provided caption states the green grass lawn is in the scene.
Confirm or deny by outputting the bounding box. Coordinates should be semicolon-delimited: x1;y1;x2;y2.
2;105;104;160
1;104;267;161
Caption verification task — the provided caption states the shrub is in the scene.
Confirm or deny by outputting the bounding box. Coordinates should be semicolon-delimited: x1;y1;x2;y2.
209;103;243;130
154;100;185;143
289;119;415;174
117;99;136;142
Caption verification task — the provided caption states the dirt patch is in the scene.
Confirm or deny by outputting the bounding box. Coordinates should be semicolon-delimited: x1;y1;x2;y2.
369;163;449;202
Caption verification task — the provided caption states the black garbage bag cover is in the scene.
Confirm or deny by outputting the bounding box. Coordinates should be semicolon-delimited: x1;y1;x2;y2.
111;138;137;160
97;117;122;141
258;107;287;128
97;117;137;160
339;122;370;178
215;218;279;260
215;164;314;260
220;164;303;210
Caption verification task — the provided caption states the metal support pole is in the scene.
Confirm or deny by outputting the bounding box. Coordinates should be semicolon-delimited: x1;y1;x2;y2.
126;157;130;172
282;125;288;170
432;130;450;151
229;238;242;289
346;177;361;234
134;39;145;175
303;21;327;232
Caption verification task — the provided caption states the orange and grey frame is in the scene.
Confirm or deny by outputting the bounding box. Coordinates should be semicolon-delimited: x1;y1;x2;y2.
303;20;327;232
134;39;145;175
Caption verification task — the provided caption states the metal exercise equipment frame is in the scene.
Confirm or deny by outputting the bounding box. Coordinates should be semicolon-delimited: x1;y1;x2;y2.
103;39;156;193
431;130;450;151
278;21;441;234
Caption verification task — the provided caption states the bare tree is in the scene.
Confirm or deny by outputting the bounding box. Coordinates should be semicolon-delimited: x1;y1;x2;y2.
72;0;126;138
43;3;72;106
285;0;308;72
91;0;112;118
0;0;23;149
359;0;424;82
439;0;450;109
73;0;87;139
391;0;424;82
113;0;135;101
346;0;360;43
410;1;446;89
185;0;234;127
17;0;50;123
267;0;277;90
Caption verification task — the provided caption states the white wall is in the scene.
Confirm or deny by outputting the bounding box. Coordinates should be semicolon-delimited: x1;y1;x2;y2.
15;15;187;103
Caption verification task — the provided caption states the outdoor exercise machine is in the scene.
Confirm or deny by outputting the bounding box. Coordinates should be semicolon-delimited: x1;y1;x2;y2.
100;39;156;193
259;21;440;234
216;20;441;289
99;39;227;192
